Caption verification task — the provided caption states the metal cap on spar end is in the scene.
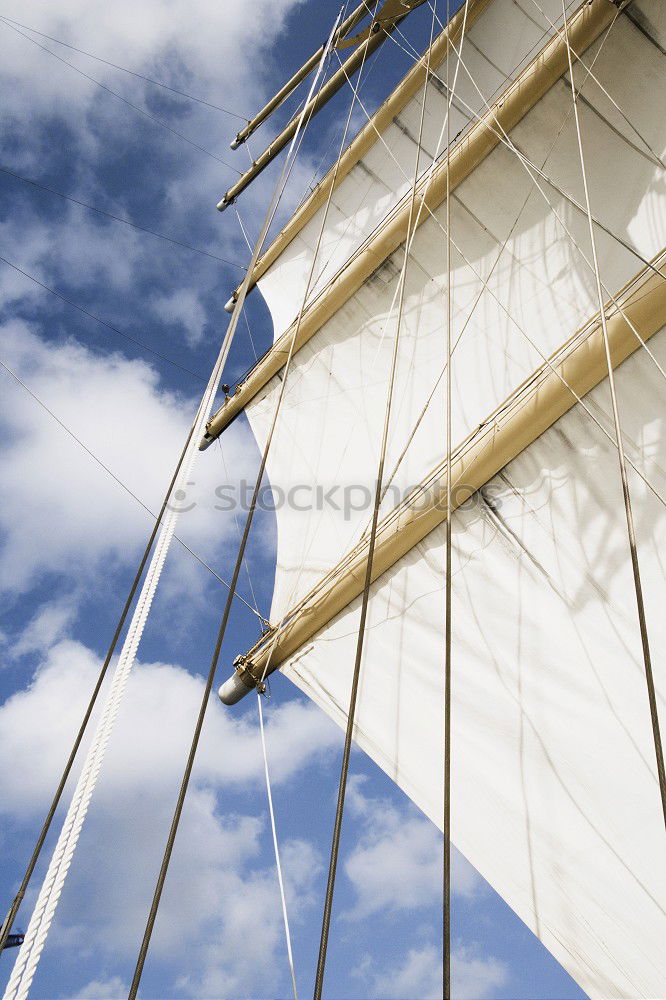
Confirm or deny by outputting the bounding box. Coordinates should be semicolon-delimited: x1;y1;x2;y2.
224;294;237;314
230;135;243;150
218;656;261;705
218;671;254;705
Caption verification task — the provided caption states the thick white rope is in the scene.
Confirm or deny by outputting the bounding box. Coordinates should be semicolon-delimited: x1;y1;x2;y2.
3;346;227;1000
3;20;338;994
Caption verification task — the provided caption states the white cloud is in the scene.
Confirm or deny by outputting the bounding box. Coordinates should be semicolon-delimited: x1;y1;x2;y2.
0;637;339;817
0;0;307;128
12;595;78;658
0;320;258;595
0;637;337;996
367;943;508;1000
152;288;208;347
343;777;484;920
72;976;126;999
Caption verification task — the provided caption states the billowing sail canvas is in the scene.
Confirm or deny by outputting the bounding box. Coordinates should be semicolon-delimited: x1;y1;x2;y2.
214;0;666;995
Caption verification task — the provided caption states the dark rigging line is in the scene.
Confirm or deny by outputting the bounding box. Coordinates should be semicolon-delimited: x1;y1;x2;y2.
443;2;455;996
0;14;251;120
0;412;198;958
126;18;347;996
561;2;666;831
0;165;247;270
0;18;243;176
313;4;437;997
0;253;207;382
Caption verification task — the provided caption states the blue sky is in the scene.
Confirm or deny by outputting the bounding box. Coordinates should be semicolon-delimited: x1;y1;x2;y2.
0;1;588;997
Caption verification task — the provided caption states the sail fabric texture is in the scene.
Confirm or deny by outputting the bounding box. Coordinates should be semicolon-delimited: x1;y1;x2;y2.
258;0;572;341
240;0;666;996
281;328;666;999
248;0;666;621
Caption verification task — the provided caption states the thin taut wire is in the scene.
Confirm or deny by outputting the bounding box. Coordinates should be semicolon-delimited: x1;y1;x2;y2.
313;5;439;997
125;17;345;996
561;0;666;829
443;0;456;991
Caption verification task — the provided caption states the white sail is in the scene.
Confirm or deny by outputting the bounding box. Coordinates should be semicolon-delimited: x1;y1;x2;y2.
229;0;666;995
247;0;666;617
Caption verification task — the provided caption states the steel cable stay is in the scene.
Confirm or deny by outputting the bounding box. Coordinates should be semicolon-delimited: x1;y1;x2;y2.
216;440;264;620
123;15;346;997
2;13;338;995
0;359;265;623
0;18;242;177
560;0;666;828
443;1;456;994
0;165;247;269
313;4;439;996
0;14;251;120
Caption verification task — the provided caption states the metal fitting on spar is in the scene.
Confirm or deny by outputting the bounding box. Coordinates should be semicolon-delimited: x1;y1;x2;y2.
230;134;244;150
224;294;238;313
218;655;264;705
216;194;235;213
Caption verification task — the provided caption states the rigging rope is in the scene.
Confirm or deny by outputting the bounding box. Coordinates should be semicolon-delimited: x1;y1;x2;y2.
0;418;195;959
314;5;438;996
0;19;242;176
125;17;345;996
0;14;251;120
560;0;666;829
442;1;459;993
3;288;239;999
0;165;246;269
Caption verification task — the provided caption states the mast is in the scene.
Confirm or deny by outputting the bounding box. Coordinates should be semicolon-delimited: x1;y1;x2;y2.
219;252;666;700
